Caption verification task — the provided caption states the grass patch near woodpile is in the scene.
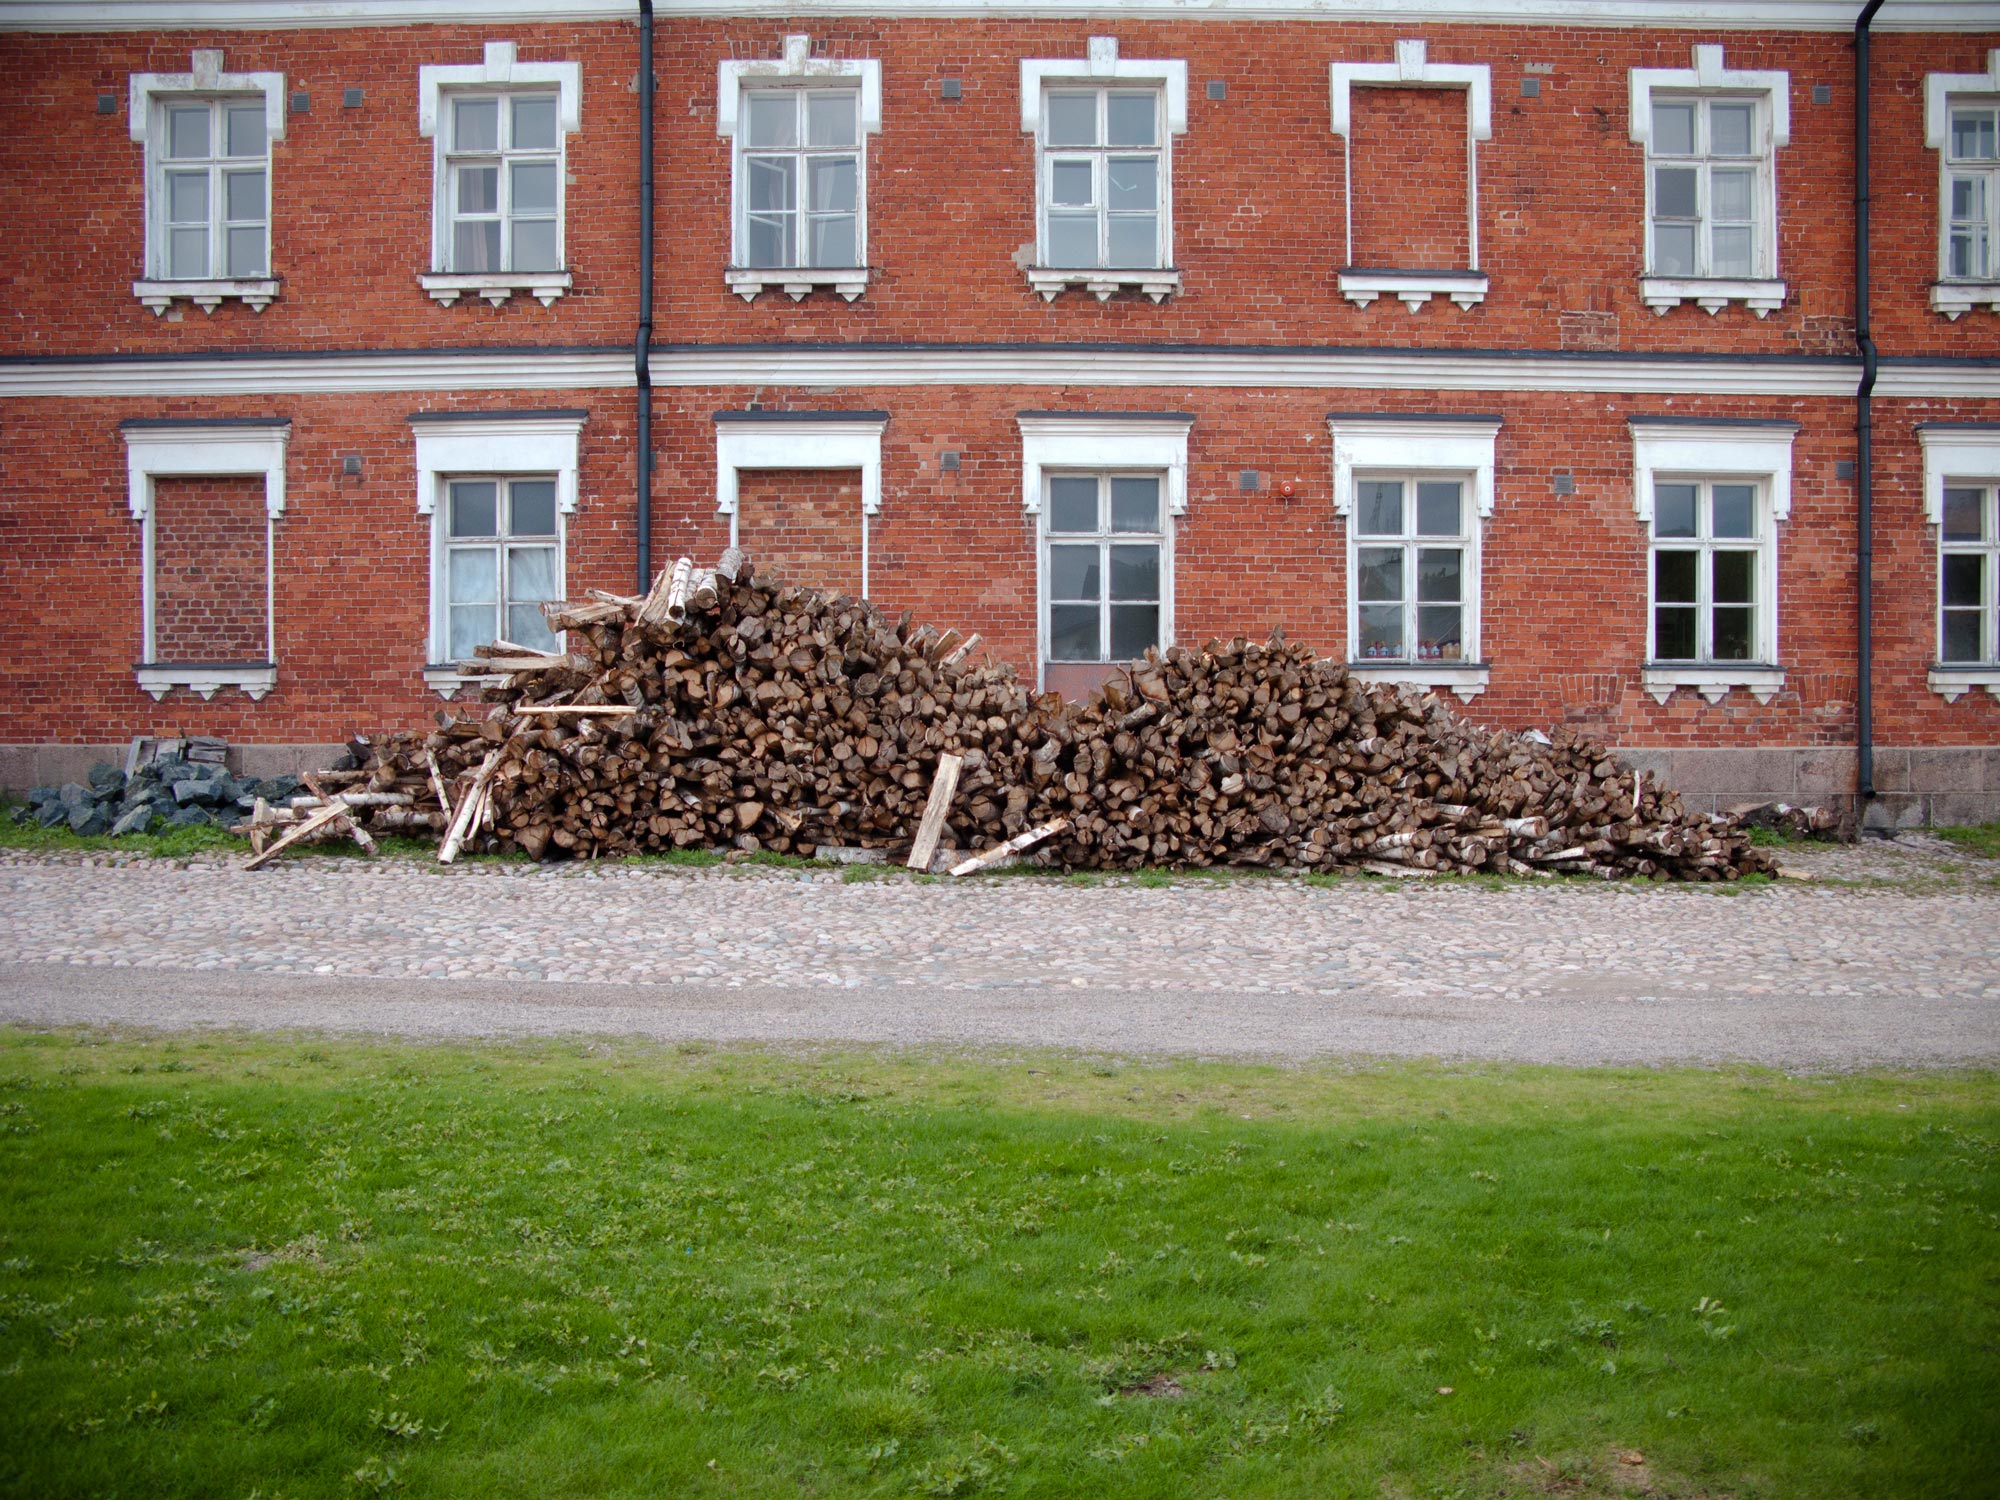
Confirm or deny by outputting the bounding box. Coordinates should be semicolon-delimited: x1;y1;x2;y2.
0;1032;1992;1498
1934;821;2000;860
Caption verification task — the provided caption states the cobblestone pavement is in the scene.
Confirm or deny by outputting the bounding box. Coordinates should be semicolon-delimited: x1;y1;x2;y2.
0;836;1994;1067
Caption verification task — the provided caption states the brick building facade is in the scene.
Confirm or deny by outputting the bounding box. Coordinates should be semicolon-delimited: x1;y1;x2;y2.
2;0;1997;825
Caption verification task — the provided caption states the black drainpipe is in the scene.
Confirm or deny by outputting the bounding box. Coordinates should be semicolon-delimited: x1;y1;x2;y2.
1854;0;1885;807
635;0;656;594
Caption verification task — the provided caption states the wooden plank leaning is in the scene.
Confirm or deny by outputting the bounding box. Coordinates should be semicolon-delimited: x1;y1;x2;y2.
438;749;504;864
948;817;1070;877
303;772;376;852
242;798;355;870
905;752;964;871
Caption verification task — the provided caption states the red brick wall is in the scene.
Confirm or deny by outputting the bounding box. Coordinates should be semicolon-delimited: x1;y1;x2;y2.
735;469;866;598
1347;86;1470;271
151;475;267;661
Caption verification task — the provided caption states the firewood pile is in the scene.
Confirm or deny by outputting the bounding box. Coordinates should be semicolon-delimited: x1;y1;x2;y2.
302;550;1772;881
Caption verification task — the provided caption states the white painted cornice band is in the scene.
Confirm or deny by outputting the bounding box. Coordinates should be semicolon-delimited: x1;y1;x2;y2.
5;1;1996;31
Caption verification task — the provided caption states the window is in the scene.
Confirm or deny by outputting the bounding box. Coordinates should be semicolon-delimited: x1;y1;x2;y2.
1044;474;1166;665
1941;485;2000;667
1351;479;1471;664
442;476;562;658
1946;102;2000;280
1646;97;1765;280
1650;480;1763;664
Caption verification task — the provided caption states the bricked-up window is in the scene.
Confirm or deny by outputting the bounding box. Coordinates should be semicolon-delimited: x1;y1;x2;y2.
153;97;269;279
1039;88;1167;270
1645;96;1769;279
443;93;562;273
1941;484;2000;664
152;476;270;661
1650;480;1766;664
444;476;561;658
737;89;862;269
1347;89;1470;271
1045;474;1165;662
1350;479;1472;663
1946;103;2000;280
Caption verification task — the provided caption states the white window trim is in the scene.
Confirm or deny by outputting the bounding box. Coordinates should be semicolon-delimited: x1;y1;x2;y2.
412;410;584;696
417;41;580;308
713;412;887;597
1039;470;1173;674
1926;50;2000;317
1328;40;1492;313
1020;36;1186;303
122;420;288;701
1630;419;1794;704
1629;45;1789;317
717;34;881;303
130;49;285;315
1919;422;2000;699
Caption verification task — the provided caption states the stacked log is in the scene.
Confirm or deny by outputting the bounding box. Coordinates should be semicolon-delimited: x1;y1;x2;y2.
334;552;1773;881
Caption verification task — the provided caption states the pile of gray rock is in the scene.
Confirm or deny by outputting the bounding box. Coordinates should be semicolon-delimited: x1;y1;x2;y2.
11;753;301;838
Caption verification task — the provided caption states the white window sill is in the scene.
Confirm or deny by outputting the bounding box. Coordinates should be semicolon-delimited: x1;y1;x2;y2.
1345;663;1490;700
1338;270;1489;313
419;272;572;308
133;279;280;315
135;663;276;701
1025;267;1181;303
1928;665;2000;702
422;665;504;700
1639;277;1787;318
1642;664;1785;705
1931;281;2000;320
725;267;870;303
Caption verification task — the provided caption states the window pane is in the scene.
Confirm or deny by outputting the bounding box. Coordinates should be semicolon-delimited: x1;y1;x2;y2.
1711;167;1754;222
450;481;499;538
1416;547;1461;603
1417;605;1463;659
1047;213;1096;268
808;155;856;213
167;171;207;224
1654;606;1698;660
1942;610;1983;663
1654;549;1698;604
1106;214;1158;267
224;169;264;222
509;545;559;605
1046;92;1097;147
1712;484;1756;538
449;603;498;660
806;91;857;147
1653;166;1698;219
1049;604;1100;661
747;155;795;213
1655;484;1698;538
226;224;265;276
1110;477;1159;532
1952;175;1985;221
1943;488;1986;542
510;219;558;271
1951;225;1981;280
746;214;792;268
448;546;499;604
1356;480;1402;537
1049;544;1101;601
1951;109;1997;161
166;105;209;159
168;226;208;279
1050;159;1093;207
510;479;558;536
1653;101;1695;156
809;214;856;268
1107;156;1157;211
507;605;560;655
1049;477;1098;533
1710;102;1754;156
453;98;500;152
457;165;499;214
1416;482;1462;537
1943;553;1985;608
745;94;797;149
1106;91;1158;147
1356;547;1404;603
1356;605;1404;659
1653;223;1697;276
1711;225;1754;277
455;219;502;273
1712;549;1755;604
1712;606;1754;660
1109;544;1159;602
512;95;558;151
511;161;558;213
225;105;265;158
1110;605;1160;660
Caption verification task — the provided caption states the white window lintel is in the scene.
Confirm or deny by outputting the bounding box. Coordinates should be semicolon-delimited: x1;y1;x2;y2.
1918;423;2000;526
1328;39;1492;141
714;414;887;516
418;40;581;139
410;411;585;516
1628;420;1796;523
129;49;286;145
1327;416;1501;519
1924;49;2000;150
1020;36;1188;136
1017;412;1191;516
123;421;290;520
717;34;883;138
1629;44;1790;150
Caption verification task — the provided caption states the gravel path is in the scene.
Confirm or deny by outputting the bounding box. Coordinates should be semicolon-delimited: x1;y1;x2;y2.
0;839;1995;1068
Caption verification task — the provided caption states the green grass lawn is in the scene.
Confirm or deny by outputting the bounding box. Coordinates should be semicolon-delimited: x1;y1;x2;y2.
0;1033;1992;1499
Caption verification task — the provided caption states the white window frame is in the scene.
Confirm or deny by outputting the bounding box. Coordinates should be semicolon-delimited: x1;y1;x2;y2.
713;411;888;596
418;42;581;309
1328;415;1497;699
1020;37;1186;303
1629;46;1788;317
129;49;284;315
717;34;881;303
1018;411;1191;690
121;419;289;701
1918;422;2000;700
1041;471;1172;672
1629;419;1794;704
1926;50;2000;318
438;474;566;667
1328;39;1492;314
412;410;584;697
